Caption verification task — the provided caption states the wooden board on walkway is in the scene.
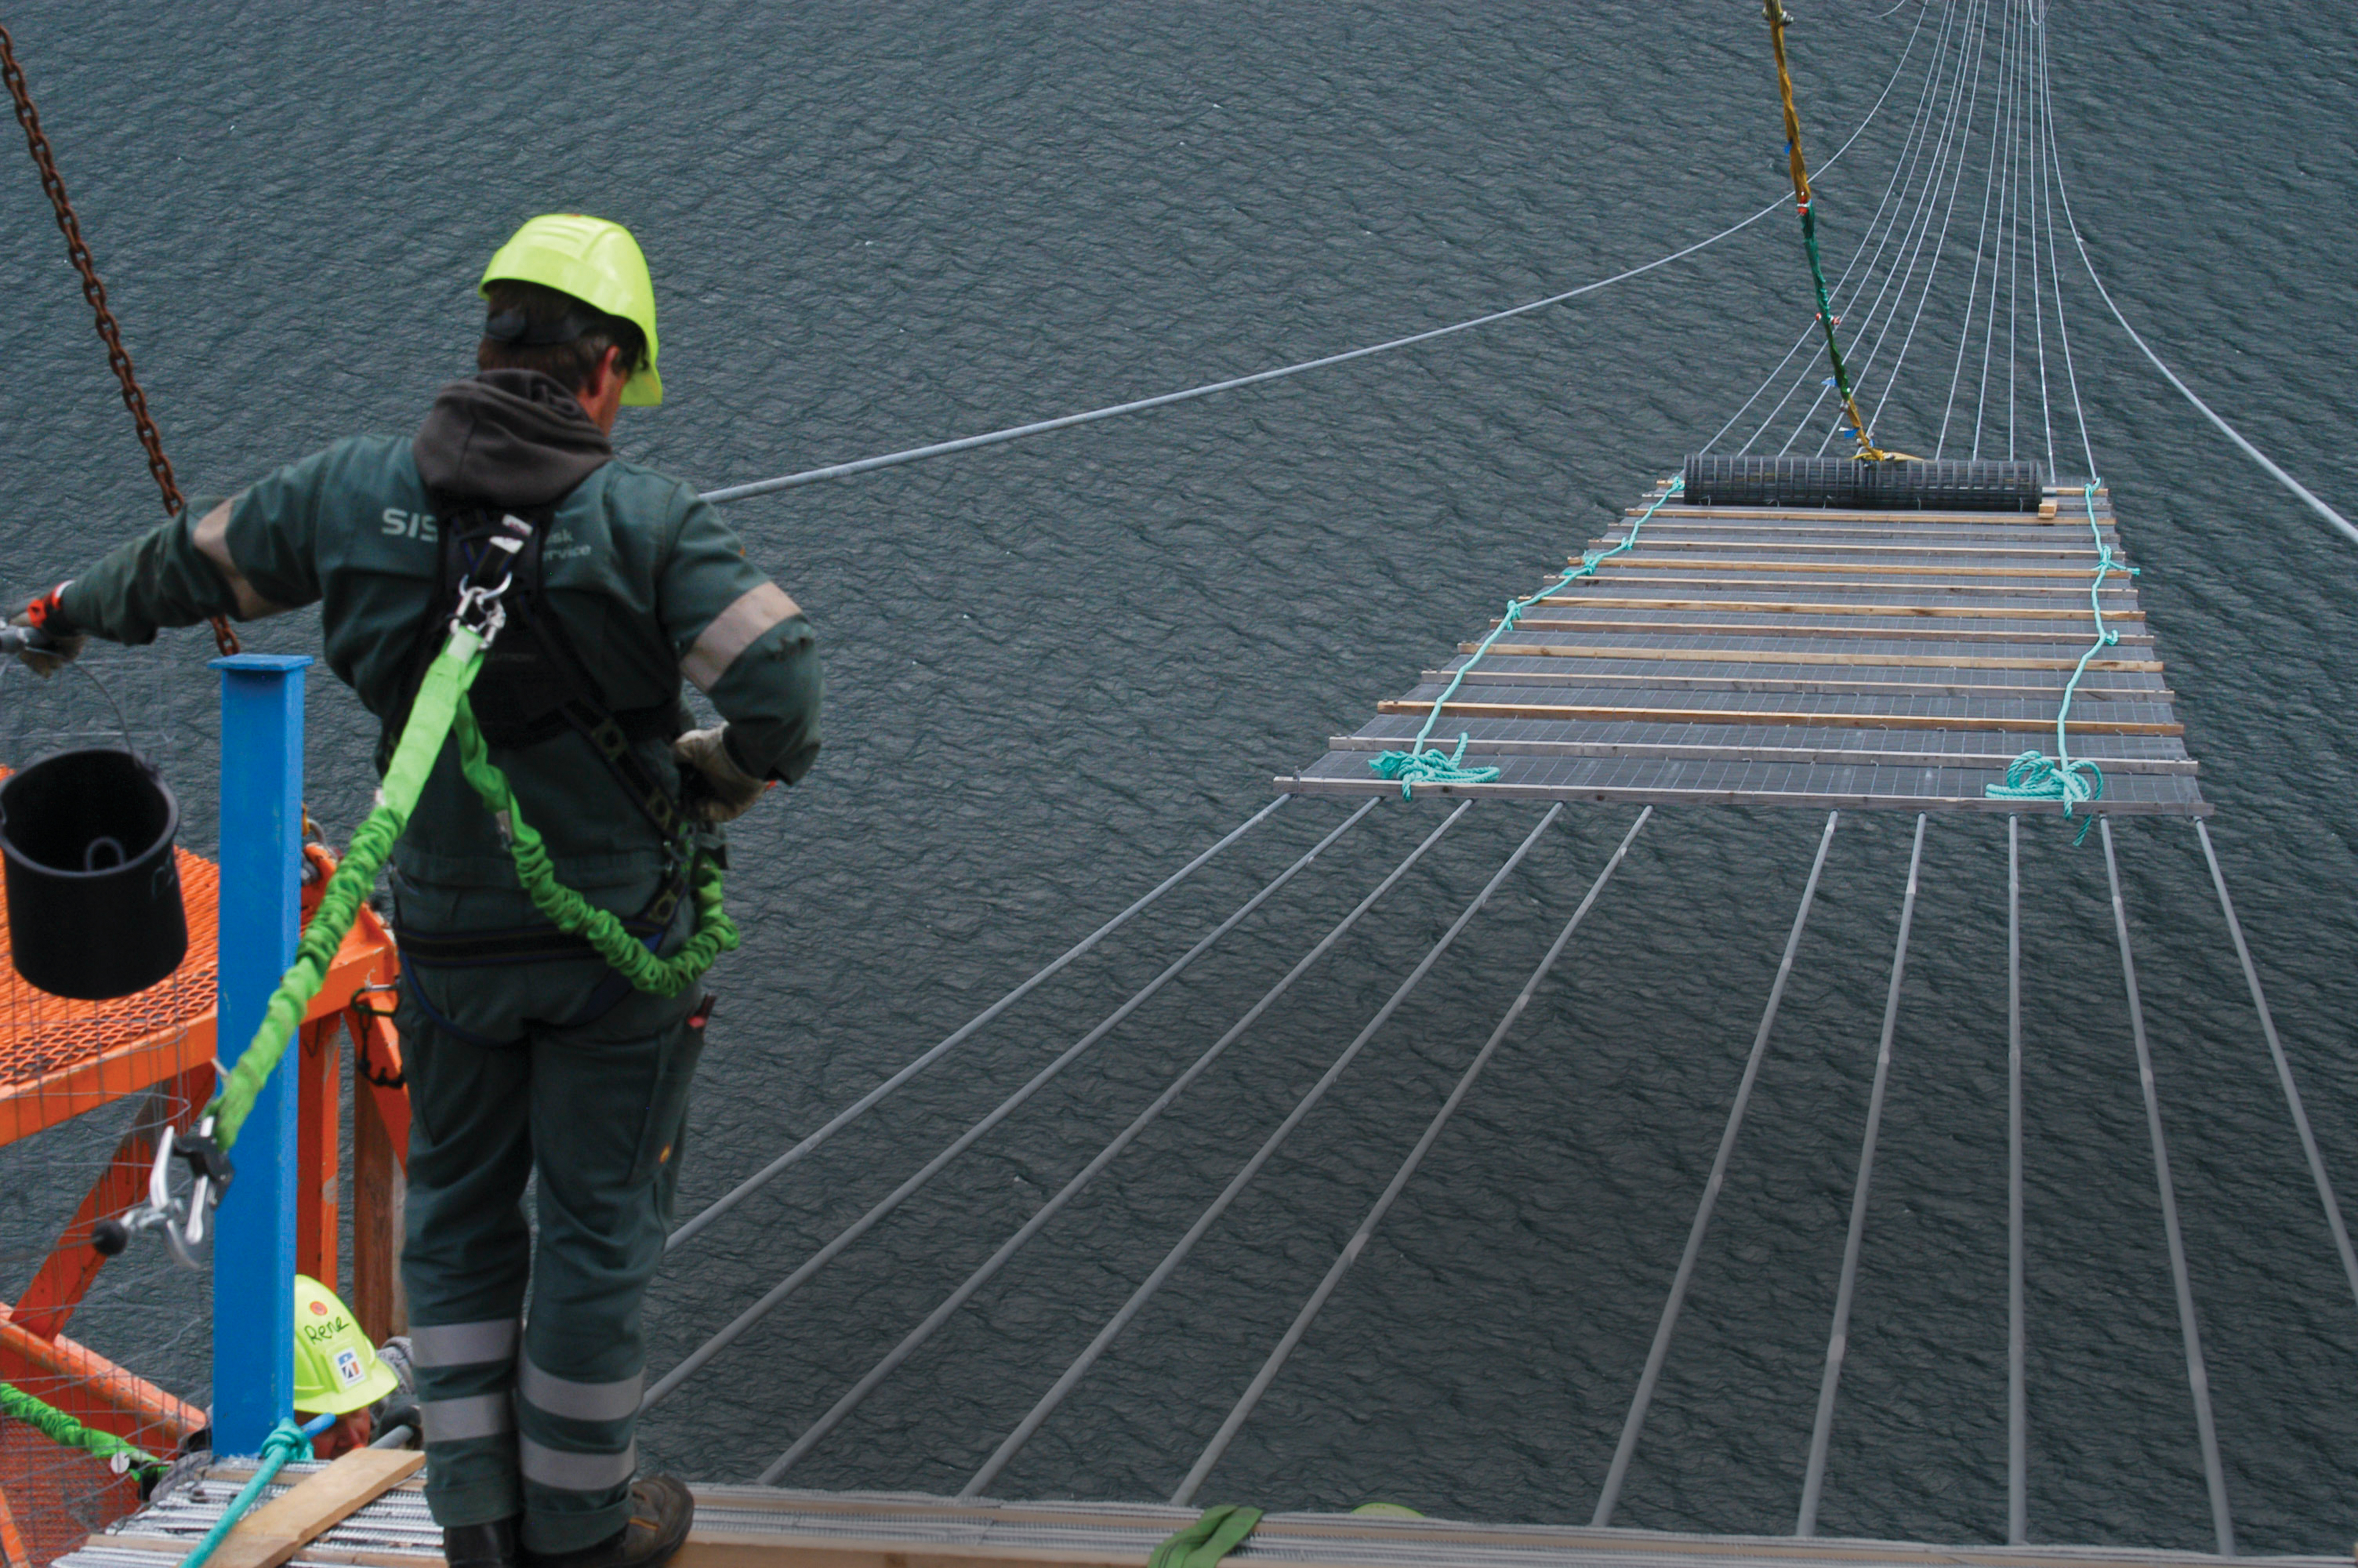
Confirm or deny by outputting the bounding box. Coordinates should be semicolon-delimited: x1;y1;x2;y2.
67;1469;2332;1568
1286;482;2207;814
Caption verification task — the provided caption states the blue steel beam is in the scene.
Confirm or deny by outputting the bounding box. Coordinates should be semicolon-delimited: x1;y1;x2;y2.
208;653;311;1455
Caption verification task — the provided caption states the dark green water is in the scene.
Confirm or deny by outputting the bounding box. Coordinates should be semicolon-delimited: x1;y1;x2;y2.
4;0;2357;1552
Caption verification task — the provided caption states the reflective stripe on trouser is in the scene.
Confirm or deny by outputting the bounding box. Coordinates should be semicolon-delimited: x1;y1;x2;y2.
400;965;705;1555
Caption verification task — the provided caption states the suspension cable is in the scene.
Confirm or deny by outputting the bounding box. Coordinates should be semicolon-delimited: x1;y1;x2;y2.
758;798;1476;1484
961;803;1559;1500
2192;821;2358;1318
646;798;1376;1409
699;12;1932;510
2037;17;2357;545
1794;814;1927;1537
1715;0;1953;456
1171;807;1651;1507
1591;811;1841;1528
666;795;1289;1252
2096;818;2234;1556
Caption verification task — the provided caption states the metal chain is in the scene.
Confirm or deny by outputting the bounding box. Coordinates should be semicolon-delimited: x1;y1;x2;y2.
1;22;238;656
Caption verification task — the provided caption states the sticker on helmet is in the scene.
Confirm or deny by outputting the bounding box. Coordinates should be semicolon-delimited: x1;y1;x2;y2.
335;1348;365;1386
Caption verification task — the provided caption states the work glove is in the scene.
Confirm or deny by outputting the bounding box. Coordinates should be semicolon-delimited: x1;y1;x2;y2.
8;583;86;678
673;724;767;823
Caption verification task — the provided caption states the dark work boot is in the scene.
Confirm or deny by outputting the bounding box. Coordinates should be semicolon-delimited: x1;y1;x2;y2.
444;1517;521;1568
523;1477;694;1568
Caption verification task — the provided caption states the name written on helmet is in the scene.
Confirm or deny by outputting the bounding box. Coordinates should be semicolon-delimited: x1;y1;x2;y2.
383;508;439;542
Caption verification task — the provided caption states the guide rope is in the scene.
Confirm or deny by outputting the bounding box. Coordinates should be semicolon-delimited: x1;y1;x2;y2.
176;1419;313;1568
1983;480;2128;837
0;23;238;658
1369;477;1683;795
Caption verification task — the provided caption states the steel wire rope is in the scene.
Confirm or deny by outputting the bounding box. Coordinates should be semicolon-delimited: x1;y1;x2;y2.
1590;811;1842;1528
664;795;1291;1253
644;797;1378;1409
2031;18;2097;480
1812;0;1987;454
960;803;1563;1500
754;799;1477;1483
2025;17;2057;478
1857;0;1995;443
2004;0;2026;460
1794;814;1928;1537
1801;0;1983;453
1768;0;1972;456
2192;821;2358;1316
1738;0;1965;457
2036;20;2356;543
2006;815;2027;1545
1970;0;2025;460
1938;0;2016;457
2097;817;2234;1556
1706;0;1954;455
697;14;1934;509
1171;807;1653;1507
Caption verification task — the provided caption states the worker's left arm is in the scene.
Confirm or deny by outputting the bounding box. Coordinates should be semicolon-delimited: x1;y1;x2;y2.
661;493;822;789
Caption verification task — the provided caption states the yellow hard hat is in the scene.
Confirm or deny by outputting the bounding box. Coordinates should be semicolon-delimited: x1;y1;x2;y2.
480;213;663;406
292;1275;400;1415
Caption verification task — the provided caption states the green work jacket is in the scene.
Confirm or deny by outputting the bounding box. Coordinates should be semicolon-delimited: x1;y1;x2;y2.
60;400;820;906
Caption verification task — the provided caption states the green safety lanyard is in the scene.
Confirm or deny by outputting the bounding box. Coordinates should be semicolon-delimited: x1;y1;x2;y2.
208;598;737;1155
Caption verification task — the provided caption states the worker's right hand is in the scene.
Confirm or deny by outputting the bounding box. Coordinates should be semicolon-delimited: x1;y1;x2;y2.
8;584;86;678
673;724;767;823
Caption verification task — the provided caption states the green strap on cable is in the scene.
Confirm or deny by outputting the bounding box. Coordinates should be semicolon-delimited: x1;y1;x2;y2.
1147;1506;1263;1568
1371;476;1685;797
0;1378;163;1478
210;623;735;1151
1983;480;2133;843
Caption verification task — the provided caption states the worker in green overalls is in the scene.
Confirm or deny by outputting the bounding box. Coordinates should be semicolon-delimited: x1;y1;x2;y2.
10;215;820;1568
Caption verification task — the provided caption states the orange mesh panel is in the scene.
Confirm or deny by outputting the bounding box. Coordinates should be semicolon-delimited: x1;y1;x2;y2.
0;764;222;1146
0;849;220;1089
0;1399;145;1567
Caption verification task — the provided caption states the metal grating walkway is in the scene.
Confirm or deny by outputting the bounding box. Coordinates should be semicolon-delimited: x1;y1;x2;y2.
1282;482;2207;814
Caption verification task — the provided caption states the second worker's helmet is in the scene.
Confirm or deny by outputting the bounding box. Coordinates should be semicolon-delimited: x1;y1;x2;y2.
480;214;663;406
293;1274;400;1415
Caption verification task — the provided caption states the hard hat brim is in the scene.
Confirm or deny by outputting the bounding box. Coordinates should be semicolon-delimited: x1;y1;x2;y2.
295;1353;400;1416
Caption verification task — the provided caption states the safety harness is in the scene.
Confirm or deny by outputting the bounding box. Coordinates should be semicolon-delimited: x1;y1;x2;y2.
384;494;704;985
108;502;742;1265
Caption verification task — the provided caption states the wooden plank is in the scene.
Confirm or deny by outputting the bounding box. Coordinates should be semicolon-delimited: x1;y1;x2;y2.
1326;734;2201;774
1280;773;2211;817
1589;539;2106;558
1630;505;2096;523
1463;642;2163;672
1375;698;2183;735
1584;573;2133;595
1592;557;2129;579
1536;596;2143;620
204;1449;426;1568
1420;669;2168;701
1499;618;2153;644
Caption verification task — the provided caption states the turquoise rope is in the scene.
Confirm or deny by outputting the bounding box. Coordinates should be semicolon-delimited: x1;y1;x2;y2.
178;1419;315;1568
1983;480;2136;843
1373;476;1686;797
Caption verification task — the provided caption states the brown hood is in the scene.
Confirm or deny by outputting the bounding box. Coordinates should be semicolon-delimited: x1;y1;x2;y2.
411;369;612;508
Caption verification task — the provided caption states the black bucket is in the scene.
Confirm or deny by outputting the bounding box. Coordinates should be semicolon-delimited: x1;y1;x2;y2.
1;748;188;1000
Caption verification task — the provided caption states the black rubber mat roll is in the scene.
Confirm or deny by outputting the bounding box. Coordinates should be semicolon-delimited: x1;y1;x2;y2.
1681;454;2046;511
